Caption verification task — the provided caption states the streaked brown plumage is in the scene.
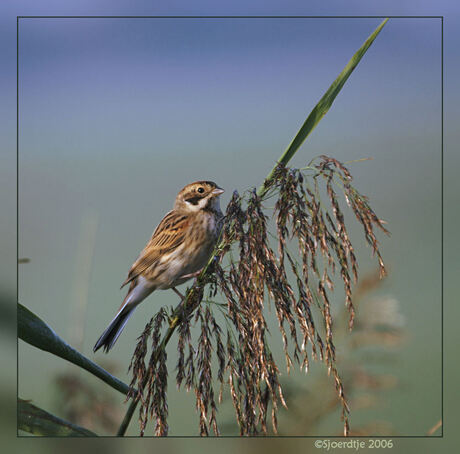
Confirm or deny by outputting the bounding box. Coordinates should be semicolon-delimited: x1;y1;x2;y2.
94;181;224;353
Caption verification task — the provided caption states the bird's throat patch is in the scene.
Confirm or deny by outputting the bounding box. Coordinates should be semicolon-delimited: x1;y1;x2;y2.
185;196;202;206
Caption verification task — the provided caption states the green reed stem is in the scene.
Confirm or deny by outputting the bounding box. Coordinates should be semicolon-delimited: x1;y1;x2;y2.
116;18;389;436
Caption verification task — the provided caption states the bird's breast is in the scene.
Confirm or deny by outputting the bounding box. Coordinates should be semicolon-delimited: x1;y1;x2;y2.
153;211;222;289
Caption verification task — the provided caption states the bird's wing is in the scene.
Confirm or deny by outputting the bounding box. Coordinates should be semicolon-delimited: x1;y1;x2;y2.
120;210;190;288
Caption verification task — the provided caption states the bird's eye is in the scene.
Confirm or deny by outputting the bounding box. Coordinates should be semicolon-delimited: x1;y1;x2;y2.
197;187;205;194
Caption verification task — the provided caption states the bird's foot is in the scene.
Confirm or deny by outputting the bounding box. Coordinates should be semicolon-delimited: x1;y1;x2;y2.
179;269;203;280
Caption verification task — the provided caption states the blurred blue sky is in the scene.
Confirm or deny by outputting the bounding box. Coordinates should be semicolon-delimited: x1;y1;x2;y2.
18;17;440;159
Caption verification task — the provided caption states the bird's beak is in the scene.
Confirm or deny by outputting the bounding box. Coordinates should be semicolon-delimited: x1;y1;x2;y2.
212;187;225;196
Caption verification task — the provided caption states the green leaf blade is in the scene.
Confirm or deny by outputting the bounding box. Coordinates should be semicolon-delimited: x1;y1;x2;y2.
18;303;131;395
259;18;389;196
18;399;97;437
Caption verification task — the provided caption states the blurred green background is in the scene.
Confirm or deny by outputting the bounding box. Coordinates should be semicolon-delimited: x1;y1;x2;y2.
17;15;441;436
2;1;459;452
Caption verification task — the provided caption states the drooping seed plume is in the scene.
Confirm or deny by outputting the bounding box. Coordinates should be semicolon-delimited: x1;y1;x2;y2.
128;156;388;436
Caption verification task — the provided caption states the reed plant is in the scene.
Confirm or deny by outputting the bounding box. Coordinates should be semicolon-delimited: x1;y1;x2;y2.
18;18;389;437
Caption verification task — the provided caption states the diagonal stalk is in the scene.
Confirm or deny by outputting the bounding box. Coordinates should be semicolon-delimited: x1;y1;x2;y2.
117;246;223;436
117;311;182;436
116;18;388;436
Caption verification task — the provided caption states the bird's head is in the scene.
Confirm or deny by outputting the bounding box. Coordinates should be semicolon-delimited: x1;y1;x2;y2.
174;181;224;213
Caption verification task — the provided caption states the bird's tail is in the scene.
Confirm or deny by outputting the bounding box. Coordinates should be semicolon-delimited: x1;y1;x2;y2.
94;277;155;353
93;305;137;353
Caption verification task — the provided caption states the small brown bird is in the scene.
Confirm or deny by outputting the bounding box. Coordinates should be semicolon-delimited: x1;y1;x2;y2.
94;181;224;353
